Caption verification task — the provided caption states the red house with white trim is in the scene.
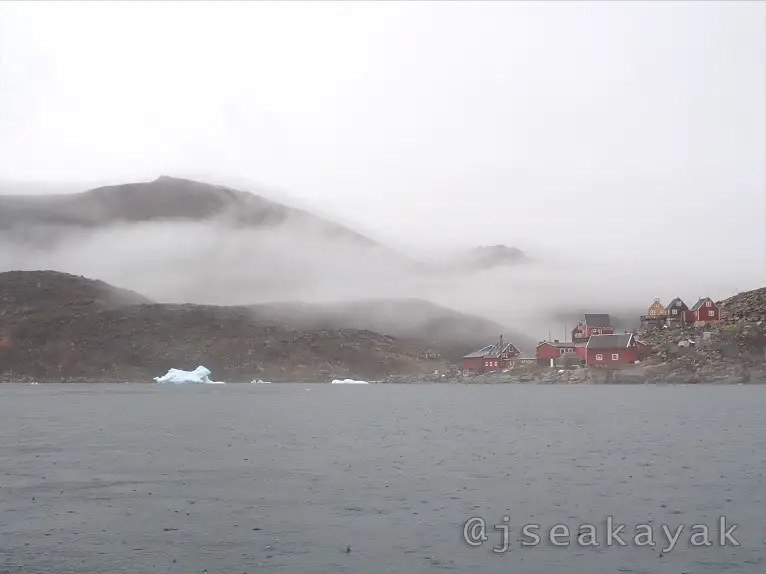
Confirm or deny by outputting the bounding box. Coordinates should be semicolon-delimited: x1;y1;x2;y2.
536;340;578;366
572;314;614;343
584;333;639;366
687;297;720;326
461;336;520;373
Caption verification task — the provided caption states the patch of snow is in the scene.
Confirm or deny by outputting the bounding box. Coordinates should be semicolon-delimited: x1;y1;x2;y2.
331;378;369;384
250;379;271;384
154;366;225;384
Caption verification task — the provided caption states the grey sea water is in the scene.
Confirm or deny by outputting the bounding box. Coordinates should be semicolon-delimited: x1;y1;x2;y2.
0;383;764;574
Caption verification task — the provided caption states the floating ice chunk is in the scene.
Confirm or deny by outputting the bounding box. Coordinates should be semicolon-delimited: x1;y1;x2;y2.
331;378;369;384
154;366;225;384
250;379;271;384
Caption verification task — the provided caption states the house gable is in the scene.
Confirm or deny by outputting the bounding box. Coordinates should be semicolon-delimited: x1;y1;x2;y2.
647;298;665;316
665;297;688;313
690;297;717;312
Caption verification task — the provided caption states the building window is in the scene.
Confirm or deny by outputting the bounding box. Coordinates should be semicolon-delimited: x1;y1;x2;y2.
595;354;603;361
708;310;715;317
649;310;656;316
706;300;712;307
611;353;619;360
672;309;678;315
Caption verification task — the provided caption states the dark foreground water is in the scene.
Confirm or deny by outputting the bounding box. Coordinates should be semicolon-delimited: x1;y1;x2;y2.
0;383;765;574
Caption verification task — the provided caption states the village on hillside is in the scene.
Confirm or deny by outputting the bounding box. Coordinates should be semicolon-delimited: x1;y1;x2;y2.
460;296;724;375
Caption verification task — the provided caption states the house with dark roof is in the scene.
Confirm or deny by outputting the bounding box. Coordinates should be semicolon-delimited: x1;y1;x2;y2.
664;297;689;324
584;333;639;366
571;313;614;343
461;336;520;373
687;297;720;325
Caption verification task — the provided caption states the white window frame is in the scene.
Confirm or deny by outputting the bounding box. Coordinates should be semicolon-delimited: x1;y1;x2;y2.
672;309;678;315
649;309;656;316
595;353;603;361
706;300;712;307
708;310;715;317
611;353;619;360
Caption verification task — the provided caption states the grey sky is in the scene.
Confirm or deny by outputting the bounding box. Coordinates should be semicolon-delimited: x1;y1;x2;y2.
1;1;764;290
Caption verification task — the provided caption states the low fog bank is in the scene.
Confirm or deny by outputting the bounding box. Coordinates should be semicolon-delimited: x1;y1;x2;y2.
0;216;756;341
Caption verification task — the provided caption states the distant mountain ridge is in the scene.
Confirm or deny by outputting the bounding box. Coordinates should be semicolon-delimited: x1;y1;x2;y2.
0;176;382;249
0;176;530;271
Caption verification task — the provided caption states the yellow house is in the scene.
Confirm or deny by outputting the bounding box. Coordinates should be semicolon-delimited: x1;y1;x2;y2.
647;297;665;318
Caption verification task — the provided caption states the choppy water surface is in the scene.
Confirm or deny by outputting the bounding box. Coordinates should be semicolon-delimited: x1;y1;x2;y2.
0;383;764;574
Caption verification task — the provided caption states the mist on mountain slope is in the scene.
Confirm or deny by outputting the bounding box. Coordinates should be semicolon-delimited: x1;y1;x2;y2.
0;201;751;344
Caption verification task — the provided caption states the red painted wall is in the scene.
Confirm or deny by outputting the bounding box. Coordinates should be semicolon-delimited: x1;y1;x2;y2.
585;347;639;366
536;343;577;365
483;358;501;372
693;302;720;323
462;357;484;372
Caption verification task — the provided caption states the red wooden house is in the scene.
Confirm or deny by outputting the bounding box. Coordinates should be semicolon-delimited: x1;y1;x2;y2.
584;333;639;366
572;314;614;343
536;340;577;366
687;297;720;326
461;336;520;373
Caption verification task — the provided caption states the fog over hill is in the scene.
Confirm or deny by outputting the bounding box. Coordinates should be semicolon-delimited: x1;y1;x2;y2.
0;175;759;343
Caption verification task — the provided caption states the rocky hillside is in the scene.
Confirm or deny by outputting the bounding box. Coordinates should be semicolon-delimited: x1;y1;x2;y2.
621;286;766;384
249;298;537;360
0;271;452;382
719;287;766;323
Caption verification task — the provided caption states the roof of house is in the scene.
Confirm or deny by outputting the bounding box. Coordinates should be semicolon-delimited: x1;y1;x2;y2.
537;340;576;348
463;341;517;359
462;345;495;359
584;313;612;327
690;297;715;311
586;333;634;349
665;297;688;311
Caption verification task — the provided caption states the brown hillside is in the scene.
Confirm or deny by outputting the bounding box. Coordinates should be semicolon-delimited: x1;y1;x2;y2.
0;271;450;382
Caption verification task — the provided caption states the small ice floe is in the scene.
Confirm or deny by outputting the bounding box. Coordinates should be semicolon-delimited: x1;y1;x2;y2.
154;366;225;384
331;378;369;384
250;379;271;384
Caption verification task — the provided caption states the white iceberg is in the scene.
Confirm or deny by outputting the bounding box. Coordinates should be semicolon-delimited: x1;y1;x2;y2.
250;379;271;384
331;378;369;384
154;366;225;384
